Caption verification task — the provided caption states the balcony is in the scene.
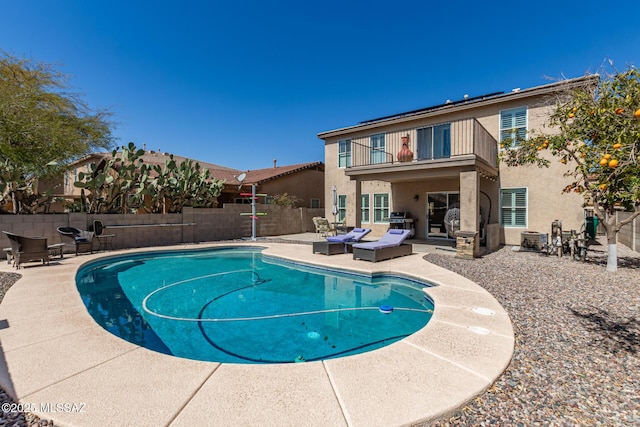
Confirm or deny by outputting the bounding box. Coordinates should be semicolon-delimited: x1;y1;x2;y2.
344;118;498;182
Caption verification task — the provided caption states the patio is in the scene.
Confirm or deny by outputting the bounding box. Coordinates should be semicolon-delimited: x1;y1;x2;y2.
0;238;511;426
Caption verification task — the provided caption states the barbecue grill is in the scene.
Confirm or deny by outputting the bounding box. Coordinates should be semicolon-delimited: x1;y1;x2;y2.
388;212;416;238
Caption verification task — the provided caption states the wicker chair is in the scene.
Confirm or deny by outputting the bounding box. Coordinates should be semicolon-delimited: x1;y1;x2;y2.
2;231;50;269
57;227;94;256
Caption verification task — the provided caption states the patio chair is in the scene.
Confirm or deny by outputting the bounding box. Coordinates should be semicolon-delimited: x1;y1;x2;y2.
2;231;50;269
312;227;372;255
352;229;413;262
57;227;94;256
312;217;332;237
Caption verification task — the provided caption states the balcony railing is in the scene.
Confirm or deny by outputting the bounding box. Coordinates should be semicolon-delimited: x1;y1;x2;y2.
346;117;498;170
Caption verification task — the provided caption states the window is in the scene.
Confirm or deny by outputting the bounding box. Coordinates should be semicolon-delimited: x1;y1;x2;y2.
310;198;320;208
417;123;451;160
370;133;386;164
338;195;347;222
500;188;527;227
361;194;370;223
338;139;351;168
373;193;389;223
500;107;527;143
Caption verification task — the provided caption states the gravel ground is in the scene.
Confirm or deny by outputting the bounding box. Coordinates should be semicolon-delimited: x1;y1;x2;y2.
426;238;639;427
0;239;638;426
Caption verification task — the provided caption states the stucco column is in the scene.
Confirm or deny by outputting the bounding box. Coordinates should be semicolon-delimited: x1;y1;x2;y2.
458;170;479;258
354;179;362;228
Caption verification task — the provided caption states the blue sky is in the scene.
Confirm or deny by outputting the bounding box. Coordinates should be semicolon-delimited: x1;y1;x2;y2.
2;1;639;171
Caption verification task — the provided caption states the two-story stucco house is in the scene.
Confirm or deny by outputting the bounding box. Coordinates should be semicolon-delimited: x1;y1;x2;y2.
318;75;599;257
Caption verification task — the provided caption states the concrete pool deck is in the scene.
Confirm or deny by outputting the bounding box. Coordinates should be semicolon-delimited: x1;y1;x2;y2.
0;242;514;426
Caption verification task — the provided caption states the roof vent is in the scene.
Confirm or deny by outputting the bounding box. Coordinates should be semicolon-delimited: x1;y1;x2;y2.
273;159;277;169
512;88;521;93
445;99;452;104
463;94;469;100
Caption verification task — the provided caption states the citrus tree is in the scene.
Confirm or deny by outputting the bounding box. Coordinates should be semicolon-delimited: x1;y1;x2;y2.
501;66;640;272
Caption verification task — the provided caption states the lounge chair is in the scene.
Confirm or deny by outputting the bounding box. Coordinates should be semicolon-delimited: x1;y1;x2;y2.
2;231;50;269
57;227;94;255
352;229;413;262
312;228;371;255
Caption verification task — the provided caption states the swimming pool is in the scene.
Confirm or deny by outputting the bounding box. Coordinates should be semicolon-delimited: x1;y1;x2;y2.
76;247;434;364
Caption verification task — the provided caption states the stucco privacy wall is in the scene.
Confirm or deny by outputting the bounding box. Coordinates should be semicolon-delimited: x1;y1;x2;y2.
618;211;639;252
0;206;324;252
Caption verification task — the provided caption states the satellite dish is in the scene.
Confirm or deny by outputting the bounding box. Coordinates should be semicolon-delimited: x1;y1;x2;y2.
236;172;247;190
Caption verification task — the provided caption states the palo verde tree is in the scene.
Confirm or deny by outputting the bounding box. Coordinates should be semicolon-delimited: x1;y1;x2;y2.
501;65;640;272
0;52;113;211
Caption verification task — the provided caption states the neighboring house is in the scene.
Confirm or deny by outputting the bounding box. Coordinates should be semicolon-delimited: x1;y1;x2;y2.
318;75;599;256
62;150;324;210
241;160;325;208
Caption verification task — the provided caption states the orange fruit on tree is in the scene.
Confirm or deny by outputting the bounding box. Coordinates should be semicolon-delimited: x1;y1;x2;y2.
568;113;575;118
561;158;567;164
613;143;622;149
581;153;587;158
599;158;608;166
635;109;640;118
615;108;625;115
537;146;543;151
600;184;607;190
603;153;611;160
608;159;619;168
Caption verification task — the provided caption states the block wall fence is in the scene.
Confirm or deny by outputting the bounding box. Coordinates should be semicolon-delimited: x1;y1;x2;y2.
0;205;325;253
617;211;640;252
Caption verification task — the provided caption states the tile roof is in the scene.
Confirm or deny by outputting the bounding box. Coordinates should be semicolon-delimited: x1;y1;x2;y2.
242;161;324;184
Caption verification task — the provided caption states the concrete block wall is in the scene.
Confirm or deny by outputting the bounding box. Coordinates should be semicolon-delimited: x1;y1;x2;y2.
0;213;71;248
617;211;639;252
0;205;326;254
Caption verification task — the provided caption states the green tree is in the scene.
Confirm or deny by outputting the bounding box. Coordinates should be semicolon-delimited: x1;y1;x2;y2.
271;192;301;208
0;52;114;209
501;65;640;272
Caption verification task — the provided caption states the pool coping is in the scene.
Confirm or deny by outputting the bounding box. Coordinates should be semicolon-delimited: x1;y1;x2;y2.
0;242;514;426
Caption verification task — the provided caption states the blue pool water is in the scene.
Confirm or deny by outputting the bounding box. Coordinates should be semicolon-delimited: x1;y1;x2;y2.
76;247;434;364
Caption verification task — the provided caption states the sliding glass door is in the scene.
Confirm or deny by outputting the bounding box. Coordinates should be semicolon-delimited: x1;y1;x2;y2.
426;192;459;239
417;124;451;160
